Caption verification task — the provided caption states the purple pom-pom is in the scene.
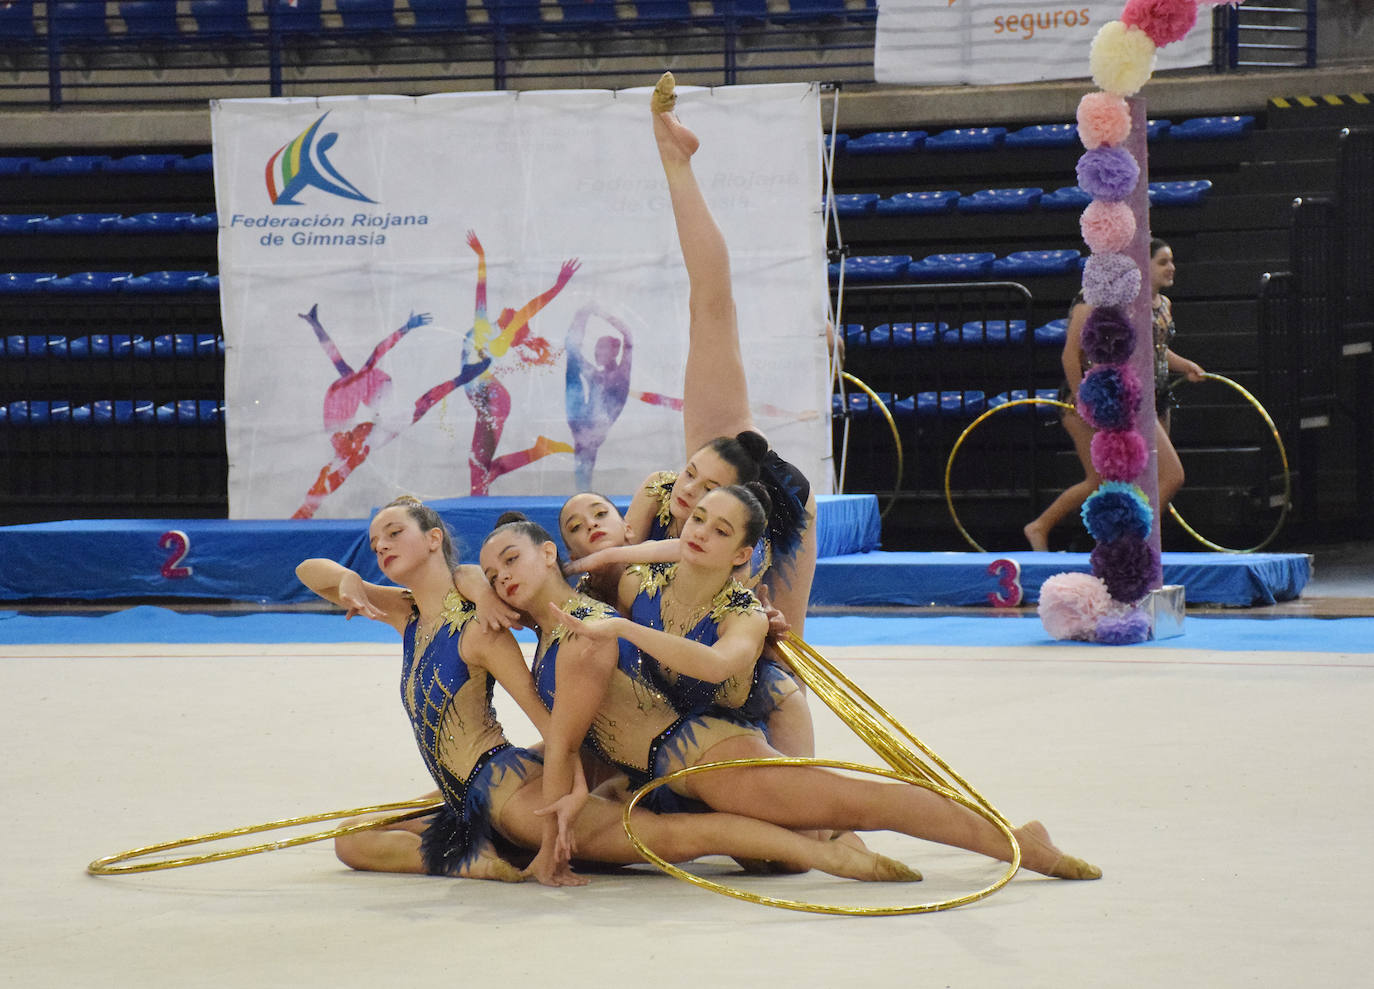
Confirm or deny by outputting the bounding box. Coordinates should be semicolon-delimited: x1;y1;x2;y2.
1082;481;1154;543
1076;147;1140;201
1077;364;1143;431
1091;429;1149;480
1090;535;1161;603
1082;252;1143;308
1095;608;1153;644
1080;306;1136;365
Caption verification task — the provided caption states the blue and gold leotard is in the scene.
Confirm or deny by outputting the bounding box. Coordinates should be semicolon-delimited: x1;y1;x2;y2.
627;563;799;729
401;589;542;876
532;595;759;810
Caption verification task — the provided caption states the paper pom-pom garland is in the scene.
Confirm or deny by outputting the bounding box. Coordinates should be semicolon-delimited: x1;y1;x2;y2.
1089;21;1158;97
1038;572;1113;641
1077;364;1142;430
1121;0;1200;46
1094;608;1153;644
1091;428;1149;480
1082;251;1143;308
1082;481;1154;542
1076;92;1132;150
1080;306;1136;364
1091;534;1162;604
1080;199;1137;254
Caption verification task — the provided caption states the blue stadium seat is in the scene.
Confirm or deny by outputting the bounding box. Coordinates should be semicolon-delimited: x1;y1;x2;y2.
824;133;849;153
991;249;1082;277
629;0;693;21
187;213;219;232
828;193;880;217
484;0;543;27
1004;123;1078;148
107;153;184;174
191;0;250;35
157;400;224;424
1145;119;1172;141
0;273;56;292
269;0;322;32
786;0;850;14
957;187;1042;213
924;127;1006;152
829;255;912;283
867;322;943;347
51;1;109;38
915;391;986;417
123;270;209;293
836;392;897;419
1148;179;1214;206
0;215;47;234
336;0;395;31
556;0;617;23
115;212;197;233
197;274;221;292
61;334;137;358
0;0;36;40
844;130;927;155
0;401;64;424
30;155;111;176
875;190;959;215
906;252;995;280
944;320;1027;346
119;1;180;38
0;156;40;175
1169;115;1255;141
175;152;215;173
1033;318;1069;346
39;213;123;234
987;388;1063;419
1040;185;1092;211
47;271;133;293
410;0;467;28
0;334;58;356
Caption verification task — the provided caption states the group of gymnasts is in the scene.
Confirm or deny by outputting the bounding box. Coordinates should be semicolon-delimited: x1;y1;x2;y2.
296;74;1101;889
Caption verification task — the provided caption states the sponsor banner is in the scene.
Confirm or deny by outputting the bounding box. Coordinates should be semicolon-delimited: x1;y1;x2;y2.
874;1;1212;86
212;86;829;520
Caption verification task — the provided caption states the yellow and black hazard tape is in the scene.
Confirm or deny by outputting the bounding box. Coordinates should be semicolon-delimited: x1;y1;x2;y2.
1270;93;1370;109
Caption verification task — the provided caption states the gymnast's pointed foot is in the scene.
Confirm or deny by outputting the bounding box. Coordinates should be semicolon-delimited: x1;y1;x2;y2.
817;836;922;883
457;847;528;883
1023;522;1049;552
1015;820;1102;880
651;72;700;163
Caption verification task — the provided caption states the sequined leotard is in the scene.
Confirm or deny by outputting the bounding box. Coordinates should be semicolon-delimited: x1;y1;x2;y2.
626;563;799;729
401;589;542;876
531;595;759;810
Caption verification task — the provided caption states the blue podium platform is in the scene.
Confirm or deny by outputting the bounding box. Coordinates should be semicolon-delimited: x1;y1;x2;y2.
0;495;1307;607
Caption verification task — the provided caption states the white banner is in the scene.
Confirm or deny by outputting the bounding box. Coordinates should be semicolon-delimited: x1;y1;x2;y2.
874;1;1212;86
212;86;830;520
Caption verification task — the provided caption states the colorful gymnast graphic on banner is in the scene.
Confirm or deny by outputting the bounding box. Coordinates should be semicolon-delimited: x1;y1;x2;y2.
874;0;1212;85
212;87;830;520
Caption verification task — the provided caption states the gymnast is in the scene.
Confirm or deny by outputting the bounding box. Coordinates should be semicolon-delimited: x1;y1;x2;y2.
296;495;918;887
479;492;1102;884
1023;238;1205;551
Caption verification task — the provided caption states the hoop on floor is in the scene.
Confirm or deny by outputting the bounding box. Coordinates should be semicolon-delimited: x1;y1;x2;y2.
621;757;1020;916
1166;372;1291;553
839;372;904;519
943;397;1076;552
87;798;443;875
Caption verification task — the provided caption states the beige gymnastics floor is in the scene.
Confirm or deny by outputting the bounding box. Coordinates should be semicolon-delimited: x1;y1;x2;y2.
2;639;1370;988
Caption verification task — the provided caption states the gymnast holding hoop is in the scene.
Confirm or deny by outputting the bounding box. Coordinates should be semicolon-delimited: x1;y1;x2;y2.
296;495;916;887
1024;238;1205;552
479;488;1101;885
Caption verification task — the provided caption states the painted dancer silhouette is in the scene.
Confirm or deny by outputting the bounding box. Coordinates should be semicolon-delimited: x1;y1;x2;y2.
461;230;579;494
293;306;492;519
268;113;375;206
564;303;633;490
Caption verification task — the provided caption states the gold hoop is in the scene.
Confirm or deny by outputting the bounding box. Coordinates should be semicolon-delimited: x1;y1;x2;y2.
621;757;1019;916
839;371;904;519
87;798;443;876
943;397;1077;552
1166;372;1291;553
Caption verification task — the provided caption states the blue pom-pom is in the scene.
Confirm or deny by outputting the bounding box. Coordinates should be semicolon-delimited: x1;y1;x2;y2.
1082;481;1154;542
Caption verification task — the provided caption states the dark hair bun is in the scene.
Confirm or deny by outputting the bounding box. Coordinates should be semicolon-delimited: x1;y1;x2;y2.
744;480;773;515
495;511;529;527
736;430;769;463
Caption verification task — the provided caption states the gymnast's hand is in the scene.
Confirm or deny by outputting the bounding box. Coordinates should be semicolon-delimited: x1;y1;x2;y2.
524;841;589;888
337;572;387;622
756;585;790;641
563;548;619;577
534;789;587;867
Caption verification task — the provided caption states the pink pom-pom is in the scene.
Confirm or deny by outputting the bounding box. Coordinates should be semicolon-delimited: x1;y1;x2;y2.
1080;200;1137;254
1091;428;1149;481
1038;572;1113;641
1090;21;1157;97
1077;92;1132;150
1121;0;1199;48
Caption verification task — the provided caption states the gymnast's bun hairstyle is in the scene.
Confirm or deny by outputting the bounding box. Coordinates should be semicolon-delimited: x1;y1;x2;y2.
382;494;458;567
484;511;567;570
702;430;768;485
697;432;809;560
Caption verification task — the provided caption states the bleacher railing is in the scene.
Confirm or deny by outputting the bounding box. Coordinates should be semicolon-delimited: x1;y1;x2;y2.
1216;0;1317;69
0;0;879;107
